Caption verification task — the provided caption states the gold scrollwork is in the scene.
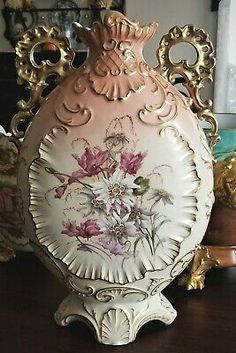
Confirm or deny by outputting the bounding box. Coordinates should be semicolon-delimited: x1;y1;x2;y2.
214;156;236;209
178;246;219;290
11;25;74;139
156;24;219;151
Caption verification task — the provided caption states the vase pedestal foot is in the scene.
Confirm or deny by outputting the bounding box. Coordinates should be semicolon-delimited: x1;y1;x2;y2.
55;291;177;345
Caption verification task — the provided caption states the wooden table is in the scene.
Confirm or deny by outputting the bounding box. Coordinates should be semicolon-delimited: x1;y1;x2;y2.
1;253;236;353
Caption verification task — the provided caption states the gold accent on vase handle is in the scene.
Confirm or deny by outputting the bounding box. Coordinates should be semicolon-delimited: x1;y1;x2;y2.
156;24;219;151
11;25;75;139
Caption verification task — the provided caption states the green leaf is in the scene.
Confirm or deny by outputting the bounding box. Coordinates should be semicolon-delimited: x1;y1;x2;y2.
133;176;150;196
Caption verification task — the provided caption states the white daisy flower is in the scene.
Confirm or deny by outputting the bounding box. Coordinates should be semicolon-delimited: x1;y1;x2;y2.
78;187;106;217
100;213;137;244
148;188;174;207
91;169;139;215
129;199;153;228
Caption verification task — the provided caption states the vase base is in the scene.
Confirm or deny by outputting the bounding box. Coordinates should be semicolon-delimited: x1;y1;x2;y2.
55;291;177;345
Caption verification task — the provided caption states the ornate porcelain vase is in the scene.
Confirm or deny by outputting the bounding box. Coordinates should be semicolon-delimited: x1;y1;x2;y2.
18;12;214;345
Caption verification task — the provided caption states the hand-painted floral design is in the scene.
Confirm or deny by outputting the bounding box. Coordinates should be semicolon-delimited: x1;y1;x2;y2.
45;116;175;260
78;187;106;217
100;238;131;258
120;151;146;174
62;219;102;239
70;148;109;181
54;185;67;199
149;188;174;206
100;213;137;244
91;170;139;215
129;201;153;228
133;176;150;196
104;133;129;153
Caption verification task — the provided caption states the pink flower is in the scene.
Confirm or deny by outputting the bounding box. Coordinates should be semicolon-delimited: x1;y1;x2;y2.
70;148;109;182
100;238;131;258
62;220;78;237
69;170;87;184
55;174;66;183
62;219;102;239
54;185;67;199
120;152;146;174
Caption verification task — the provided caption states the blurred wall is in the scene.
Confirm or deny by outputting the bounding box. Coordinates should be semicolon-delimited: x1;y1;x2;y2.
0;0;217;56
126;0;217;66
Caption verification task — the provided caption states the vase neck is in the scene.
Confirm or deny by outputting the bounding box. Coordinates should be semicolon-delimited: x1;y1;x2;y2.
73;11;158;64
73;12;158;101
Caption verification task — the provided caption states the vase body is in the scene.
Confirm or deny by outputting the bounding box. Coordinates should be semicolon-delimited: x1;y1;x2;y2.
18;11;214;345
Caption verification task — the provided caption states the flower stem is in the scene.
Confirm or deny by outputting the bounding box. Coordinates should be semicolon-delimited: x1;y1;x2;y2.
45;167;92;188
139;227;154;255
76;237;111;260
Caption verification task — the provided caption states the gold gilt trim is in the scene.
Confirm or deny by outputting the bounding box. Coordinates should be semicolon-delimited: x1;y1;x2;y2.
11;25;74;138
178;246;219;290
156;25;219;151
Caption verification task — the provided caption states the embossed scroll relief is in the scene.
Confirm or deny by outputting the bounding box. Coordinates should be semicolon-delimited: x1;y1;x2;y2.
17;12;215;345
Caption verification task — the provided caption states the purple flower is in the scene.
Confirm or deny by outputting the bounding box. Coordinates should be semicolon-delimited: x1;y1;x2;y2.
69;170;87;183
54;185;67;199
69;148;109;182
100;238;131;258
55;174;66;183
62;219;102;239
120;151;146;174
